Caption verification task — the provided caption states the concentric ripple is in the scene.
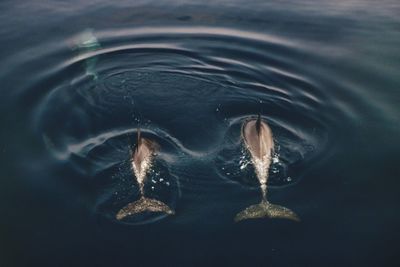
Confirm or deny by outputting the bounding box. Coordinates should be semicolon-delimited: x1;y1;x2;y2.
23;26;362;224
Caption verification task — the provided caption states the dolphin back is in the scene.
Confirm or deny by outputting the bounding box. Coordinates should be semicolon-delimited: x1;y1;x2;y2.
242;119;274;160
116;197;174;220
234;201;299;222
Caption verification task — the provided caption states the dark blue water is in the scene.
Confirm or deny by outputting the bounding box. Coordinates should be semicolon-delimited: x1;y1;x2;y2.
1;0;400;266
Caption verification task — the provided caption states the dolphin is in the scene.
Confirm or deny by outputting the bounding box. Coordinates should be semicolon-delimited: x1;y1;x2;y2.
116;129;174;220
235;115;299;222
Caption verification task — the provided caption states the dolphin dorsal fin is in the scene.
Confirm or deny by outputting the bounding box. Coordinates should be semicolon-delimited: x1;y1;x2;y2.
136;128;141;152
256;114;262;136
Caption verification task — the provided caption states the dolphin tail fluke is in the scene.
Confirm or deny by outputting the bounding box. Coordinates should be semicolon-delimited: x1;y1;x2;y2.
116;197;174;220
234;201;300;222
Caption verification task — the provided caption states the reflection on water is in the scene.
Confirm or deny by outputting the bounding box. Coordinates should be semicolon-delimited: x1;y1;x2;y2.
0;0;399;266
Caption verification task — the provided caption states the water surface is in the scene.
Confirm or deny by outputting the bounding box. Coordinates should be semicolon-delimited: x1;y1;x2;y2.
1;0;400;266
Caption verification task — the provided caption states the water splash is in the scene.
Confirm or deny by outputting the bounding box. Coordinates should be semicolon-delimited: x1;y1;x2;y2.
73;28;101;80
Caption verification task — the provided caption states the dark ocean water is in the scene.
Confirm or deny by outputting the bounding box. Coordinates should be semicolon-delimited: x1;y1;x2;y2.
1;0;400;266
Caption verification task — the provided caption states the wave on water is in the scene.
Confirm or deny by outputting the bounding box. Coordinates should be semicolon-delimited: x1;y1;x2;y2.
18;26;362;224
